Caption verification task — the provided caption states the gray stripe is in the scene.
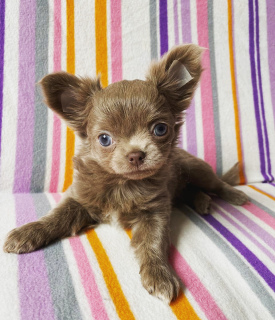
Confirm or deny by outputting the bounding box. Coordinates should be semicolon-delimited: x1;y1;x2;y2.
149;0;158;60
179;204;275;318
250;198;275;218
207;0;223;176
32;194;83;320
31;0;49;192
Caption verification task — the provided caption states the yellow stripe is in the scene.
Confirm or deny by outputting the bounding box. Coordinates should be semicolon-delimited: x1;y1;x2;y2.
249;185;275;201
86;229;135;320
228;0;245;185
125;230;199;319
63;0;75;191
95;0;108;87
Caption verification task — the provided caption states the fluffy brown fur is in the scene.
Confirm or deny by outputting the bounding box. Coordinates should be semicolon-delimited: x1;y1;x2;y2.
4;44;248;303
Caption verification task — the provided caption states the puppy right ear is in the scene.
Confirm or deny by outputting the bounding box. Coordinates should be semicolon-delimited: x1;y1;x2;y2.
146;44;204;114
40;71;102;137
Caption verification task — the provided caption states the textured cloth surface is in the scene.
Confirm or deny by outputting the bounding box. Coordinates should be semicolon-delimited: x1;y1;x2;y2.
0;0;275;319
0;185;275;320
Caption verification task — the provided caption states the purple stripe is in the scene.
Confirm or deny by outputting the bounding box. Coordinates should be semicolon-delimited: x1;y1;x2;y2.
255;0;273;182
13;0;36;192
213;205;275;264
180;0;197;156
15;194;55;320
248;0;269;183
159;0;168;55
267;0;275;128
203;214;275;292
216;199;275;250
0;0;5;159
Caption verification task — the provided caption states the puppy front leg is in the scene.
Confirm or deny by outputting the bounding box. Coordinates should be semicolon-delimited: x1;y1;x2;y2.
131;210;180;303
4;197;99;254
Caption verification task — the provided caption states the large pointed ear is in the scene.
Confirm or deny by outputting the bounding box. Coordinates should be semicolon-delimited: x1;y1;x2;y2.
146;44;204;114
40;71;102;137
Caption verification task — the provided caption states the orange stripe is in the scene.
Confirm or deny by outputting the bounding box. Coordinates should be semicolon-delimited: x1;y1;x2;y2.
249;185;275;201
86;229;135;320
125;230;199;319
95;0;108;87
63;0;75;191
228;0;245;185
170;291;201;320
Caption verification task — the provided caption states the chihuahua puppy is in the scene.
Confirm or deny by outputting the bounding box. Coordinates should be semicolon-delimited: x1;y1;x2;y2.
4;44;248;303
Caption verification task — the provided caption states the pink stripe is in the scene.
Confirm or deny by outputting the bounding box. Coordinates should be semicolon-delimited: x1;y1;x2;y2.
196;1;216;170
69;237;109;320
170;245;227;320
13;0;36;192
53;0;61;71
49;0;62;193
52;193;109;320
111;0;122;83
243;202;275;231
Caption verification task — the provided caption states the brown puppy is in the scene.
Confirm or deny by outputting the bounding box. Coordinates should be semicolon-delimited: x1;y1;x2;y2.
4;44;248;303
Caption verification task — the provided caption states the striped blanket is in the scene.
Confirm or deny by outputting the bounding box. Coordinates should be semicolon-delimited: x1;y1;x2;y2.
0;0;274;319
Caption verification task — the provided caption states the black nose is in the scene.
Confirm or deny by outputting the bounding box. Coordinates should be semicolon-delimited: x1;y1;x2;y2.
128;151;145;167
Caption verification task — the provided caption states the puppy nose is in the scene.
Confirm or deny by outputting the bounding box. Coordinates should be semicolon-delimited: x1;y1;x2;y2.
128;151;145;167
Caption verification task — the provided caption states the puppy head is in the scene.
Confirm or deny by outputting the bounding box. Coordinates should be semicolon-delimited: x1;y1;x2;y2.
41;44;203;180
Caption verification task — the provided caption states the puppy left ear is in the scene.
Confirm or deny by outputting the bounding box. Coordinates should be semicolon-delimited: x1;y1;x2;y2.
40;71;102;137
146;44;204;113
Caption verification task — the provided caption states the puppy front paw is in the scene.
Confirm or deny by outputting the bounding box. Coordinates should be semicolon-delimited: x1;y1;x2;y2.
140;263;180;303
3;222;47;254
193;191;212;215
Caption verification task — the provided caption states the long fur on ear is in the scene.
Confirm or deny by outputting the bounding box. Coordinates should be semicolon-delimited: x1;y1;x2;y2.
146;44;204;114
40;71;102;137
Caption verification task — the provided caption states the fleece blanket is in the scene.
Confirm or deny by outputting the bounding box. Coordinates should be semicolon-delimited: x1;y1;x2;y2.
0;0;274;319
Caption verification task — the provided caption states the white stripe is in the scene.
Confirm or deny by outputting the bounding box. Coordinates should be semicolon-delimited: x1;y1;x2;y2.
257;0;275;179
56;0;68;192
0;194;20;319
213;1;238;172
190;0;204;160
121;0;151;80
44;0;55;192
0;0;20;191
253;0;270;181
61;0;67;72
96;224;177;320
75;0;96;77
106;0;112;84
233;1;261;184
167;0;175;49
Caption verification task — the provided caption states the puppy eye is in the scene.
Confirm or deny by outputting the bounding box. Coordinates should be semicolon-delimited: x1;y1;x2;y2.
153;123;168;136
98;134;112;147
